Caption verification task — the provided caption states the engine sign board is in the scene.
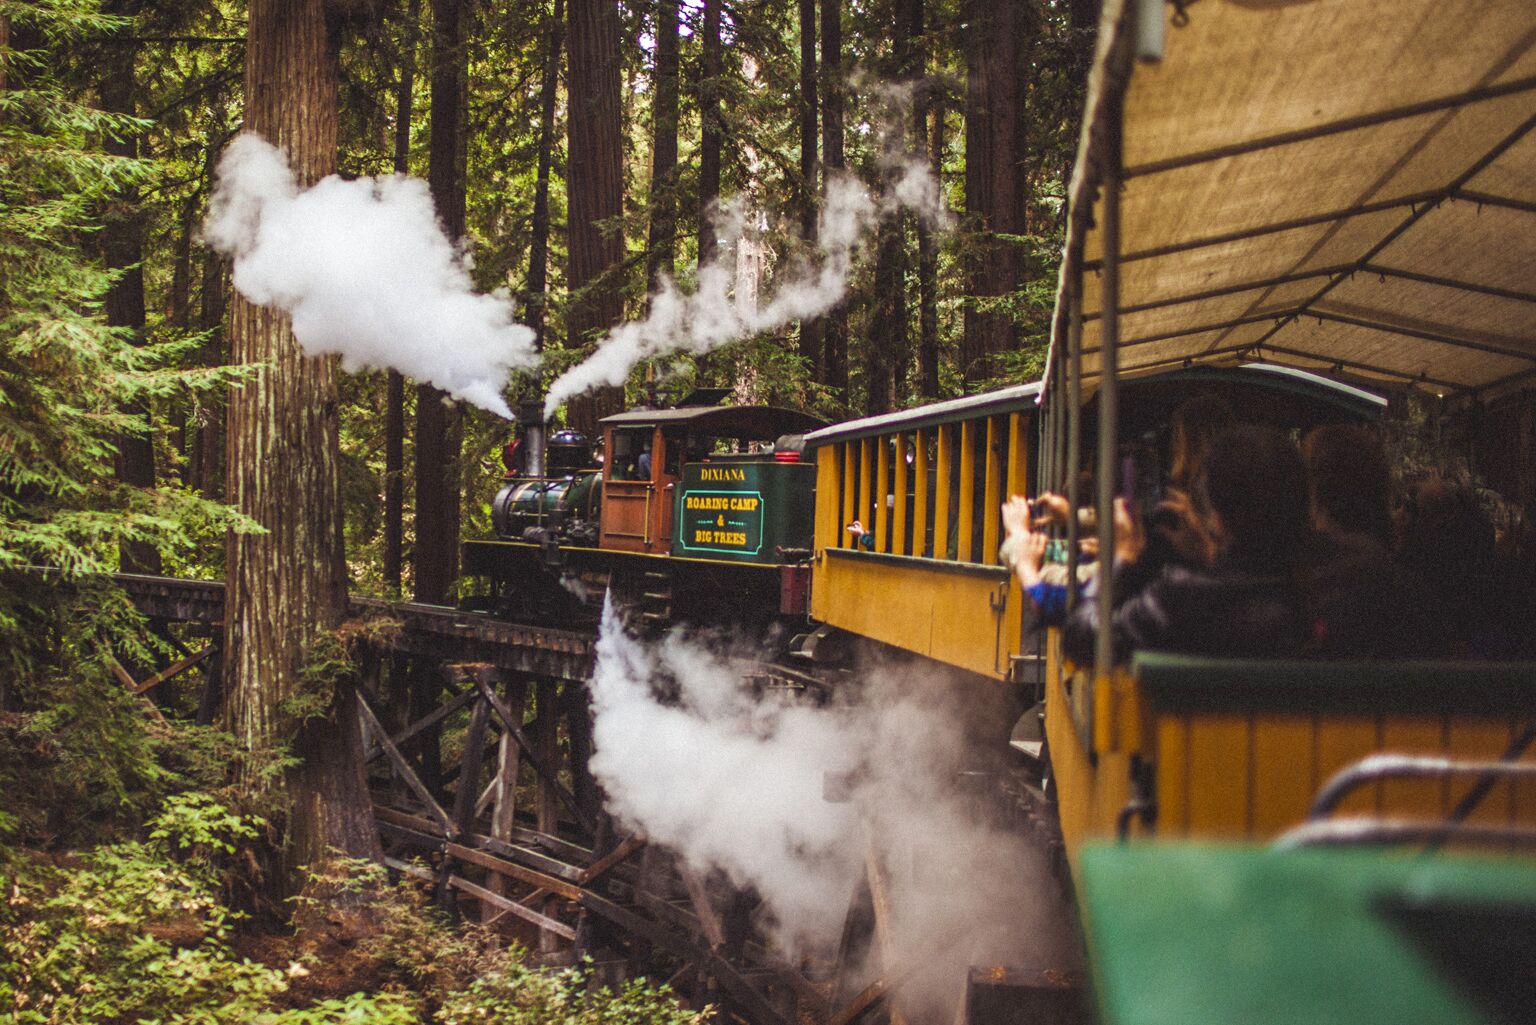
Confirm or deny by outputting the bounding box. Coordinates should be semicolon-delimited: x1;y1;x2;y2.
678;489;763;555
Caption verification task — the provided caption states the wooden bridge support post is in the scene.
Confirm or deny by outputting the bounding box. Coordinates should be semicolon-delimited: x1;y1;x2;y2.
484;673;529;926
195;643;223;726
407;658;444;794
533;679;562;954
439;679;494;914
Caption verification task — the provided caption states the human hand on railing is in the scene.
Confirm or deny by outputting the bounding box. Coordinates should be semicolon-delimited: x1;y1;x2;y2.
1001;496;1049;589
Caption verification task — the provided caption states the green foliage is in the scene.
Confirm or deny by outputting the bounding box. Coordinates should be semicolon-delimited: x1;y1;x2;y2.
438;964;710;1025
0;797;291;1025
148;791;262;859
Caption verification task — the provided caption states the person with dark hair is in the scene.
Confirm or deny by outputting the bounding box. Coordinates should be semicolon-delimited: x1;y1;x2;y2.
1167;394;1237;493
1397;474;1521;658
1296;425;1439;658
1302;424;1393;545
1050;425;1311;664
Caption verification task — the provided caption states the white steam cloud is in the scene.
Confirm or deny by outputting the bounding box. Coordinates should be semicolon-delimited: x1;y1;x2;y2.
588;600;1072;1019
204;134;536;417
544;155;948;420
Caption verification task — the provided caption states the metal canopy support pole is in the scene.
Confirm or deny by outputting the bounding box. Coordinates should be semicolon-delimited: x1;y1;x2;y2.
1066;290;1084;611
1055;354;1069;491
1094;98;1125;677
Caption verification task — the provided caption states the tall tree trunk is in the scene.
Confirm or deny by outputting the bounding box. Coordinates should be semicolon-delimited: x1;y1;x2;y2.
645;0;679;297
383;0;418;595
194;250;227;499
796;0;820;378
916;100;942;398
525;0;563;353
100;0;160;574
962;0;1031;387
385;0;420;562
864;0;915;416
913;0;940;399
565;0;625;432
697;0;722;266
414;0;468;604
691;0;724;387
820;0;849;406
225;0;381;885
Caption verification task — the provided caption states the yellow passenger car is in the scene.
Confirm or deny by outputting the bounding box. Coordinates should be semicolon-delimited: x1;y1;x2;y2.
803;385;1040;683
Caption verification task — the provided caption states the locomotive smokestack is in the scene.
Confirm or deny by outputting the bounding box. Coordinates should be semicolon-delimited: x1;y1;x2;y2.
518;400;547;478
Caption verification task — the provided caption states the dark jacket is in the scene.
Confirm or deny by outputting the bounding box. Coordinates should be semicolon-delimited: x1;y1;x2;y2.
1063;557;1306;666
1296;530;1441;659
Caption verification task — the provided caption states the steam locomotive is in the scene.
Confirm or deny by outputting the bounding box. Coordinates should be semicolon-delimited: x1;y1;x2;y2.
464;395;824;628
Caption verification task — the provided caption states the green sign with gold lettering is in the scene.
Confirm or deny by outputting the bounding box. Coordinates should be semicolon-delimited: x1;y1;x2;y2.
678;488;764;555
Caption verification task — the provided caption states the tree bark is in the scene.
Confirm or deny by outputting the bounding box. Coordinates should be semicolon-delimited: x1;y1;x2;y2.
526;0;564;352
413;0;468;604
224;0;380;883
864;0;916;416
383;0;418;595
100;0;160;574
820;0;849;405
796;0;820;378
913;0;940;399
645;0;679;297
565;0;625;433
916;100;941;398
697;0;723;266
961;0;1032;387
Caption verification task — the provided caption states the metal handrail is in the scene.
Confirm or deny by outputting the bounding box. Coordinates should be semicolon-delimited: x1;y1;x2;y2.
1275;817;1536;852
1308;754;1536;821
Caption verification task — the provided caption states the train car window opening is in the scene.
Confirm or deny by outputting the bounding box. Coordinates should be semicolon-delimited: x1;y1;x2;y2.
610;429;652;481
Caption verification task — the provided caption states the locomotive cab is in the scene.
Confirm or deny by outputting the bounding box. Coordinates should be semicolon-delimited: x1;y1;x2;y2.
596;405;825;559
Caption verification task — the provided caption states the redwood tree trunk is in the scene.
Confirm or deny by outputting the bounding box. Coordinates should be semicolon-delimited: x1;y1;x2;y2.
383;0;419;595
697;0;722;265
526;0;564;351
565;0;624;432
961;0;1031;386
414;0;468;603
796;0;820;377
916;99;941;398
820;0;849;405
225;0;380;882
100;0;160;574
645;0;679;296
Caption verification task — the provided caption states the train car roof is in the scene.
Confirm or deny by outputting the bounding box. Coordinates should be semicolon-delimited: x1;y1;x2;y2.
1047;0;1536;406
803;381;1044;446
598;404;826;438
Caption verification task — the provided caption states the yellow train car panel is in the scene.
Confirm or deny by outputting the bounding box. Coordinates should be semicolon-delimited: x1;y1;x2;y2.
892;434;909;556
933;425;952;560
912;429;929;560
1051;655;1536;861
981;417;1002;566
957;421;975;564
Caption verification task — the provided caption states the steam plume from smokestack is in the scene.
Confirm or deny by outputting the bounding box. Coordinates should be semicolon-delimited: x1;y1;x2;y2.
203;134;536;418
543;151;948;420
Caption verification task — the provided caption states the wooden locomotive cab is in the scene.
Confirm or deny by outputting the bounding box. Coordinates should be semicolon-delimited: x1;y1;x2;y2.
597;404;824;559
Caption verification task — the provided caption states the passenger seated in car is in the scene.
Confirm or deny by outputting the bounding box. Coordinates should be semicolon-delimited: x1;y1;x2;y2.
1015;425;1311;665
1297;425;1439;658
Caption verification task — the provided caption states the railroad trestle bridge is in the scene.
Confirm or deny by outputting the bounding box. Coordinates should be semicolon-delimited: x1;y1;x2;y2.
109;573;901;1025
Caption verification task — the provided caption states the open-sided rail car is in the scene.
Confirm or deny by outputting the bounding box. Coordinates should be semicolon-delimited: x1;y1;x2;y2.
802;364;1383;685
1034;0;1536;881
